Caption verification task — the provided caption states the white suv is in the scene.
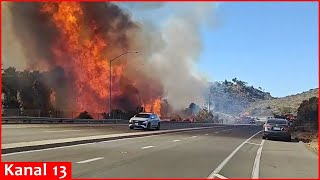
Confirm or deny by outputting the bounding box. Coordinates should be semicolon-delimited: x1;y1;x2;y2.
129;113;161;130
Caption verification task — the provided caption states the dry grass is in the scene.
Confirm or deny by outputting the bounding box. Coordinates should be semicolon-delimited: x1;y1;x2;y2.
307;139;318;154
246;88;318;116
292;131;318;154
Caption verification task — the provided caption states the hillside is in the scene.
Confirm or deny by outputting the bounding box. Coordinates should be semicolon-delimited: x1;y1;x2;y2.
244;88;319;116
208;78;273;115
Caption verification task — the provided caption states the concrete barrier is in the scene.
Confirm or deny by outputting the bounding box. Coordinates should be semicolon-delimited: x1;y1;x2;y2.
2;117;128;124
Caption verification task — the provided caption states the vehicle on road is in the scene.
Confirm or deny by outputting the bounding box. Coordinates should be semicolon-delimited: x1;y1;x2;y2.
262;118;291;141
129;113;161;130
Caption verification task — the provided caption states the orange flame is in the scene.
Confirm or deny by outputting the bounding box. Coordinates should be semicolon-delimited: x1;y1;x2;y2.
144;98;161;116
50;90;56;107
39;2;163;114
41;2;125;112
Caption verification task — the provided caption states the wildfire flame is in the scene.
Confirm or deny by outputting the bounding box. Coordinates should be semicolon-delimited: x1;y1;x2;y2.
50;90;56;107
144;98;161;115
39;2;162;114
41;2;124;112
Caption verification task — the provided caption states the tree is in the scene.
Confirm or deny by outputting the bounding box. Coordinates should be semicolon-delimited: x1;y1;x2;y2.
2;67;20;109
195;108;214;121
185;102;200;116
18;70;53;115
160;99;171;117
2;68;54;116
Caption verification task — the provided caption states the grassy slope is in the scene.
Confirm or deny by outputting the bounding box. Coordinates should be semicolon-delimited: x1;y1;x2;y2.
245;88;318;116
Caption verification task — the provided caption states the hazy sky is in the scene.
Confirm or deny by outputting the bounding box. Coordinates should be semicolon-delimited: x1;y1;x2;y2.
121;2;318;98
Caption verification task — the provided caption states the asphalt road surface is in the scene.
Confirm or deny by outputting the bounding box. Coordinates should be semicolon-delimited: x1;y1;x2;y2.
2;123;218;144
2;125;318;178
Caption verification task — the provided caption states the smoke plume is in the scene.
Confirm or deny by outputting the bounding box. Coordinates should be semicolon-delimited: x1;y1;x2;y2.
2;2;216;113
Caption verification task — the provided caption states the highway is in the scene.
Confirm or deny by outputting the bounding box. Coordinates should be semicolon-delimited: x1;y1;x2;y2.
2;123;219;144
2;124;318;178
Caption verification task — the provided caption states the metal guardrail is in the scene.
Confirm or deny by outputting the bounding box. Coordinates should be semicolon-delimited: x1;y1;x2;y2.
2;116;129;124
1;116;224;124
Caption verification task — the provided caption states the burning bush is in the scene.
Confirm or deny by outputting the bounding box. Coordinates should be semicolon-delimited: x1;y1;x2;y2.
77;111;93;119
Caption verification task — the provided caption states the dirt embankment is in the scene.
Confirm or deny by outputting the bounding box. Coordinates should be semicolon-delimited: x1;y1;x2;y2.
293;131;318;154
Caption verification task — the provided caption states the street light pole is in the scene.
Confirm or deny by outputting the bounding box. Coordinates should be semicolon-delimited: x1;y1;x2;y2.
109;51;138;118
109;61;111;118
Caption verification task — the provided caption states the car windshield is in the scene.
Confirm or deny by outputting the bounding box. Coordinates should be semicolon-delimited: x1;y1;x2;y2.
135;113;151;118
267;119;287;124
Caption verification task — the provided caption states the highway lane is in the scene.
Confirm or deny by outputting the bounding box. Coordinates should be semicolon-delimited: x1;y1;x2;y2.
2;123;221;144
3;125;317;178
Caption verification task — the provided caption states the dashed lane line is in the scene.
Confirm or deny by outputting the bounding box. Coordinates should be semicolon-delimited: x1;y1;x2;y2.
141;146;154;149
44;130;81;133
77;157;104;164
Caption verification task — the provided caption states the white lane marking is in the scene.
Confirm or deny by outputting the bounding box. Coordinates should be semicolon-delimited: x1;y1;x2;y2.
207;130;262;178
205;134;209;136
215;132;219;134
222;130;226;132
246;142;261;146
121;151;128;154
77;157;104;164
2;127;215;157
251;139;265;179
141;146;154;149
191;136;197;138
44;130;81;133
173;140;181;142
212;173;228;179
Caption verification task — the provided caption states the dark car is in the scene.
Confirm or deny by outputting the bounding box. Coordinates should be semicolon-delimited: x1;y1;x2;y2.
262;119;291;141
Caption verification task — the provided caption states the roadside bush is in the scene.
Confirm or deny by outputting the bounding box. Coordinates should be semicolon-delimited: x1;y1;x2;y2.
77;111;93;119
294;97;318;132
195;108;214;121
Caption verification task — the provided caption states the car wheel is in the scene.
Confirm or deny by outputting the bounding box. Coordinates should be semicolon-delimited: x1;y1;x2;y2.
129;126;134;130
262;135;266;139
155;122;160;130
147;123;151;130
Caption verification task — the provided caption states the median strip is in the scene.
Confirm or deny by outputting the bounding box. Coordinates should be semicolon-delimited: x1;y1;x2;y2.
2;126;214;154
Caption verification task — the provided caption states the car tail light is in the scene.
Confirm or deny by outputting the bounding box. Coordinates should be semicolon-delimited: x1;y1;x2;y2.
264;124;272;130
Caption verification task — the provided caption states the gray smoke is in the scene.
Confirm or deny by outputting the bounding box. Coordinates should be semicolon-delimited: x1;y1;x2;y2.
126;3;216;110
116;2;165;10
